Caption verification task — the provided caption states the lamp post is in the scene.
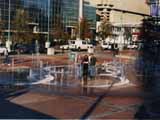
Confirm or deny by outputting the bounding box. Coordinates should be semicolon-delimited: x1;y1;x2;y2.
120;12;124;50
78;0;83;40
118;0;124;51
6;0;12;52
8;0;11;41
46;0;51;49
48;0;50;42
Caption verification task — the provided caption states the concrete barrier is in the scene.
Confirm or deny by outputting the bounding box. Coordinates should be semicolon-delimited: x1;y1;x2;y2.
47;48;55;55
88;47;94;54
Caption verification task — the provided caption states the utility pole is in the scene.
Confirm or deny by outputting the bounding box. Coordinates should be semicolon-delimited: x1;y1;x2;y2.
48;0;50;42
78;0;83;40
8;0;11;42
6;0;11;52
45;0;51;50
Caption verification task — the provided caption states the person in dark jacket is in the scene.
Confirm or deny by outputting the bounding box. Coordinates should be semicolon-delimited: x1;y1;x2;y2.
81;54;89;86
89;53;97;80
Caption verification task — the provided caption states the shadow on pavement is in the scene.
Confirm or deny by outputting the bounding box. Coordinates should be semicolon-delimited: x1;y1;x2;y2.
80;81;115;119
0;86;56;119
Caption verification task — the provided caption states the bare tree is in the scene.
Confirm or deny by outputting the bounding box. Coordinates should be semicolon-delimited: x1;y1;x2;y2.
77;18;92;40
98;20;112;40
51;15;70;45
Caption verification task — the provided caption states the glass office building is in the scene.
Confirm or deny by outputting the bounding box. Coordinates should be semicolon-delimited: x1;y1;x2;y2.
0;0;96;41
61;0;79;28
61;0;96;37
84;1;96;29
61;0;96;28
0;0;57;41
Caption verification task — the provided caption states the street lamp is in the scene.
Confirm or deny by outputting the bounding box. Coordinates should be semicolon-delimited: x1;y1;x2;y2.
45;0;51;49
78;0;83;40
6;0;12;52
48;0;50;42
8;0;11;41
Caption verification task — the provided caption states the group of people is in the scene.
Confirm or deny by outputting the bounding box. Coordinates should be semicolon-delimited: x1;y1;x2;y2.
76;53;97;86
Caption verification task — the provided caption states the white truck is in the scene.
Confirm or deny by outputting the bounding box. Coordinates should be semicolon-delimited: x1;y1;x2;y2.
101;37;115;50
60;40;93;51
101;41;112;50
69;40;93;51
0;46;7;55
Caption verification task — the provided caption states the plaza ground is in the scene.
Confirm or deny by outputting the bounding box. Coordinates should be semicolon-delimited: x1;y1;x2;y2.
0;49;144;119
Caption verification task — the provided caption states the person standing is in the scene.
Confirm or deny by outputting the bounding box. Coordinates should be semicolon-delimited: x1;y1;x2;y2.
89;53;97;80
81;54;89;86
76;54;83;80
4;49;9;64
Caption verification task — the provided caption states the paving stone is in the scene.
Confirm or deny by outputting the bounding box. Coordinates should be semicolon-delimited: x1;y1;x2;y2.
99;110;135;119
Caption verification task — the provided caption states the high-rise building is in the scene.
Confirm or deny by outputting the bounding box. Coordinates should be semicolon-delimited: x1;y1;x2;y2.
90;0;150;47
61;0;79;29
94;0;150;24
83;1;96;29
0;0;57;43
0;0;57;32
61;0;96;38
0;0;96;42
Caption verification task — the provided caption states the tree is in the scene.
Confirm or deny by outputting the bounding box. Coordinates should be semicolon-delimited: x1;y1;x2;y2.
98;20;112;40
52;16;63;38
0;20;5;44
12;9;33;44
51;15;70;45
77;18;92;40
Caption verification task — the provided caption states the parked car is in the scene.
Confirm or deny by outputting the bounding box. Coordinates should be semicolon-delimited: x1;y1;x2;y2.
60;40;93;51
14;43;46;54
127;44;138;49
88;40;97;46
101;41;112;50
14;44;35;54
60;44;69;50
0;46;7;55
14;44;27;54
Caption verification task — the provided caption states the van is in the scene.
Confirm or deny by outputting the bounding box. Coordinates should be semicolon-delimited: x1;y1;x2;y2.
0;44;7;55
101;41;112;50
69;40;93;51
